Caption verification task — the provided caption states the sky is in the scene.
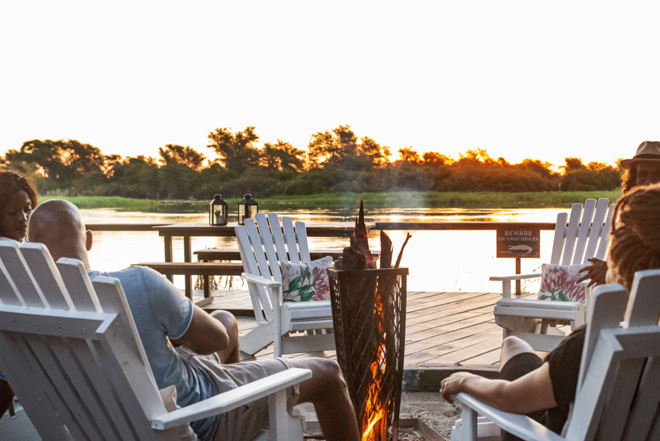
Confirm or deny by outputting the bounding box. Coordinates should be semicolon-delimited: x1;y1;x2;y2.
2;1;660;168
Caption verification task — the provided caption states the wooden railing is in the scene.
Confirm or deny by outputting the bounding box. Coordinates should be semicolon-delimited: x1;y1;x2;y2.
86;221;557;232
86;221;558;296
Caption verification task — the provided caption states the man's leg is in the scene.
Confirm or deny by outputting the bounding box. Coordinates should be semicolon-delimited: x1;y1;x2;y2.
288;358;360;441
210;310;240;364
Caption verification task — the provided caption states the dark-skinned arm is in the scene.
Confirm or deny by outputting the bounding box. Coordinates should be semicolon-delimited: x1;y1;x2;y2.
440;363;557;415
170;304;229;355
576;257;608;287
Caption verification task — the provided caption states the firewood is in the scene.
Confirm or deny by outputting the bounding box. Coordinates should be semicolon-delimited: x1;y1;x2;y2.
380;231;393;269
341;246;367;271
395;232;412;268
350;200;376;268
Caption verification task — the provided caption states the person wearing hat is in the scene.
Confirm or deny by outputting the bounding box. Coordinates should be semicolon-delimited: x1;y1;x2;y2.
620;141;660;192
577;140;660;286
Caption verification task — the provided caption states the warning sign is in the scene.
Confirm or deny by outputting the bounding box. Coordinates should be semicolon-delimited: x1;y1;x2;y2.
496;228;540;258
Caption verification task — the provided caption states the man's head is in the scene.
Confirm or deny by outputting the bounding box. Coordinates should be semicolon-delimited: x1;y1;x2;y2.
621;141;660;193
27;199;92;266
607;182;660;290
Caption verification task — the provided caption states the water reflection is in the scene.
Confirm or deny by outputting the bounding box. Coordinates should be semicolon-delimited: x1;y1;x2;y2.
82;208;565;293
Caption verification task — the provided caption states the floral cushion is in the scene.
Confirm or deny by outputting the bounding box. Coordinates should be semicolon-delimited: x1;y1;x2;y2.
537;263;587;302
281;256;333;302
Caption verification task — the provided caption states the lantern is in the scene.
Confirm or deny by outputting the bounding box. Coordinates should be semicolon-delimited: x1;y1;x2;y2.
209;194;228;226
238;194;258;225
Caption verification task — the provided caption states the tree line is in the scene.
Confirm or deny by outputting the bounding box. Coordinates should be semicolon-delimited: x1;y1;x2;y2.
0;126;622;200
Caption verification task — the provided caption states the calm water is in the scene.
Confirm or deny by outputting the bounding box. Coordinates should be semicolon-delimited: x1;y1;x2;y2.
81;207;568;293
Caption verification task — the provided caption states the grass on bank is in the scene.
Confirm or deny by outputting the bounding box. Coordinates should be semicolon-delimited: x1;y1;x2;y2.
41;190;623;213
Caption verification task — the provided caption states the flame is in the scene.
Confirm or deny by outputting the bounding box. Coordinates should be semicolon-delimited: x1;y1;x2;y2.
361;343;387;441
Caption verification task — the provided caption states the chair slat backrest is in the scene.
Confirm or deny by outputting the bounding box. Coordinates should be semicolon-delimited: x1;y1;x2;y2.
236;213;312;326
570;198;597;265
568;269;660;441
236;220;274;324
584;199;615;261
279;215;301;265
0;242;179;441
550;198;612;266
0;242;47;307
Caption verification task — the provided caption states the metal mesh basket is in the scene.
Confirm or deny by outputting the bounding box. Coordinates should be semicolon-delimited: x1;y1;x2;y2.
328;267;408;441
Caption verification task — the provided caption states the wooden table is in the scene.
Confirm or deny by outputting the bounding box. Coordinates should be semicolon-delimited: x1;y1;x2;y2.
194;248;346;262
152;222;369;300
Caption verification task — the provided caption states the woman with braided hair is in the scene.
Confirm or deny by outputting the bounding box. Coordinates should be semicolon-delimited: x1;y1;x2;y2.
440;182;660;440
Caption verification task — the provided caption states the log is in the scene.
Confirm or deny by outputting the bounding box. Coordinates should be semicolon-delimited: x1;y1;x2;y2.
380;231;393;269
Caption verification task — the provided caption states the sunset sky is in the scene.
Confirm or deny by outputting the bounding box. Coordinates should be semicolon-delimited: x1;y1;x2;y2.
2;1;660;168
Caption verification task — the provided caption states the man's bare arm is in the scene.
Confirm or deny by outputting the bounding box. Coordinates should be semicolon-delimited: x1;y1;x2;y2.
171;305;229;355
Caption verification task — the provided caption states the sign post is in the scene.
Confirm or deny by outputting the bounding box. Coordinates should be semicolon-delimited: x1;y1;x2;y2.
496;227;540;295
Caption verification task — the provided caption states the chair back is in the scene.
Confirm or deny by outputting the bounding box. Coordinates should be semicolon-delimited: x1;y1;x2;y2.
567;269;660;441
0;241;179;441
550;198;614;265
235;213;310;325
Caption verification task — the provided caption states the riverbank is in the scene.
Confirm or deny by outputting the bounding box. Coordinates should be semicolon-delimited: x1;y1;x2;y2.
42;190;621;213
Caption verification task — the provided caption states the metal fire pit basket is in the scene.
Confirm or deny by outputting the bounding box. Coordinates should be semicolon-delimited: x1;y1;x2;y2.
328;267;408;441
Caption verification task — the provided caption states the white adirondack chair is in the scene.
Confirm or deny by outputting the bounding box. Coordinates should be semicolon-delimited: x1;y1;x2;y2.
492;198;615;351
236;213;335;357
0;241;311;441
451;269;660;441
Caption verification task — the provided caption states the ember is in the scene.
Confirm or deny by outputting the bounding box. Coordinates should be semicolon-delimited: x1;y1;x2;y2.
329;201;410;441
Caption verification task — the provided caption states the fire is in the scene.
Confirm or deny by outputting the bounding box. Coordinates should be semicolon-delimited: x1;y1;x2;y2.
362;262;389;441
362;342;388;440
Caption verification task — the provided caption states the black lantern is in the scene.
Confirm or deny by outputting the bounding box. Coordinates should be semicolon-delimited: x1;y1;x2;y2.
209;194;228;226
238;194;258;225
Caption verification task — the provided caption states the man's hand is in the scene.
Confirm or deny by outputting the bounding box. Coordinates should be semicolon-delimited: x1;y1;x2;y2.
576;258;608;287
440;372;477;404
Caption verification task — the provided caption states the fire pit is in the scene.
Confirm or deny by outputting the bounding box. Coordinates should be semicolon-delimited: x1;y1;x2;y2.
328;267;408;441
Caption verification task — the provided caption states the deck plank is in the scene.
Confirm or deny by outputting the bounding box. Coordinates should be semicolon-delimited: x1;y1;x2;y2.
199;289;506;368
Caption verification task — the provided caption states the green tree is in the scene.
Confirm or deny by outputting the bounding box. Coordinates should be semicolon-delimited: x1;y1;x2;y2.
59;140;105;179
308;125;358;167
207;127;260;172
564;157;585;173
397;147;422;164
8;139;67;181
359;136;390;167
159;144;206;171
261;140;305;172
422;151;453;167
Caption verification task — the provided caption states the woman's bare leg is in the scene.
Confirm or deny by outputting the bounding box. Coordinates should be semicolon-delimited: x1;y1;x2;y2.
500;336;535;369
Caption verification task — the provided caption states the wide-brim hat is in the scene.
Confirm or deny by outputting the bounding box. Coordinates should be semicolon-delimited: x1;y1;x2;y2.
620;141;660;169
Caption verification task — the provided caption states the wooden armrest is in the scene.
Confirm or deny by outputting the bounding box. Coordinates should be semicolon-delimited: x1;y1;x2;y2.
455;393;565;441
497;298;582;311
152;368;312;430
491;273;541;298
489;273;541;282
242;272;282;289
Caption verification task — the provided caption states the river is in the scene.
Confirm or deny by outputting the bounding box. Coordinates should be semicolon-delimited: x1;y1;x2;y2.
80;207;569;293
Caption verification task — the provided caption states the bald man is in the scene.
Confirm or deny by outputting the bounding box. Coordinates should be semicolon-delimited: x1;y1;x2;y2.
28;199;359;441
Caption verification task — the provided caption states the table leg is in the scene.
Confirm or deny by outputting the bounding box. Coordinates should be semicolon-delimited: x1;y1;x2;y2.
164;234;173;283
184;236;192;300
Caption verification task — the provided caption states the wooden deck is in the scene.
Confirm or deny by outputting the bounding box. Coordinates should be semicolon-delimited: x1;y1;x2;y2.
200;288;504;369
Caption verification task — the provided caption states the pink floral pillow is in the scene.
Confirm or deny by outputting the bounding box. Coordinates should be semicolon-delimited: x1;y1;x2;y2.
281;256;333;302
537;263;587;302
